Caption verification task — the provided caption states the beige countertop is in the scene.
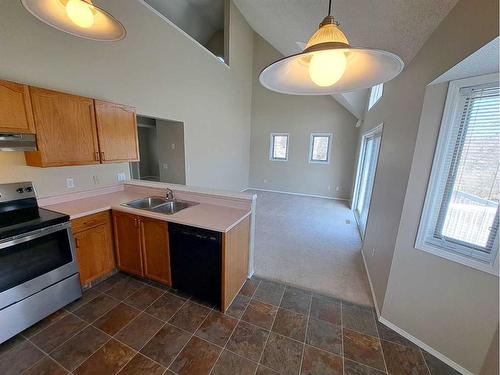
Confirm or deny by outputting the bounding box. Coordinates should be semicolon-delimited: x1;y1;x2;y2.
43;189;251;233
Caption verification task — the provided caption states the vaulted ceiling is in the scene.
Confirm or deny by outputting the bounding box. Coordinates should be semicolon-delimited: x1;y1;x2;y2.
234;0;459;118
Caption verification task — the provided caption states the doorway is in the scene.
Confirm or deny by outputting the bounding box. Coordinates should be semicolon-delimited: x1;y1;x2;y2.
353;124;383;238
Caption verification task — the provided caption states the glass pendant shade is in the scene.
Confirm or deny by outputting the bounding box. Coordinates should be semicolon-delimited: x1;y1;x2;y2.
21;0;126;41
260;15;404;95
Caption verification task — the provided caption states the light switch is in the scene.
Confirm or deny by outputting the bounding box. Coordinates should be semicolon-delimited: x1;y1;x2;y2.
117;172;127;182
66;178;75;188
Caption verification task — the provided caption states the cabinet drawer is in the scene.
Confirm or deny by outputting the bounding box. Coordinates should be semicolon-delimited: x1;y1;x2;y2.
72;211;110;233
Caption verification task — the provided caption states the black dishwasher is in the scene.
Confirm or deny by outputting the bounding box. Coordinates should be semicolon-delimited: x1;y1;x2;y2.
168;223;222;308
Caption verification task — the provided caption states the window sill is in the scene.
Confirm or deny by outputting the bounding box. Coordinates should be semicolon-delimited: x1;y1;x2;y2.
415;242;499;276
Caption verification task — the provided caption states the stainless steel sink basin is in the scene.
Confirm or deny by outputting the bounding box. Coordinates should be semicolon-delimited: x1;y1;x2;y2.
124;196;168;209
151;200;197;215
122;196;198;215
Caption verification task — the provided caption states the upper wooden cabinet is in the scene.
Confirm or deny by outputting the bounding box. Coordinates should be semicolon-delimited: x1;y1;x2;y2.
95;100;139;163
25;87;100;167
0;80;35;134
0;78;142;167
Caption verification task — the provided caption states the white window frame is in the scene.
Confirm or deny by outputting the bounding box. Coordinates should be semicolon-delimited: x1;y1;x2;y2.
415;74;499;275
309;133;333;164
368;83;384;111
269;133;289;161
352;123;383;239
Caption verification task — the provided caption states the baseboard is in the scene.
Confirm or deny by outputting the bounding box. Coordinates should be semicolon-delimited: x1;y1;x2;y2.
244;187;350;202
378;317;473;375
361;249;381;317
361;251;471;375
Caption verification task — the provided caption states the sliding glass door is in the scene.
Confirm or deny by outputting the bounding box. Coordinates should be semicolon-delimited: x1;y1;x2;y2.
353;125;383;237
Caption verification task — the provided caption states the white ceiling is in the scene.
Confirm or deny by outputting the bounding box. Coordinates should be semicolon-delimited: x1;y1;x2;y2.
234;0;459;118
144;0;224;45
431;37;499;85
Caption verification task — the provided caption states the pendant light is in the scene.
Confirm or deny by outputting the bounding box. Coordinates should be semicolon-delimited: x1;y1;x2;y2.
259;0;404;95
21;0;126;41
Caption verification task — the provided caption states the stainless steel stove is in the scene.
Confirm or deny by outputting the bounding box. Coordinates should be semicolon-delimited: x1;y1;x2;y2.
0;182;82;343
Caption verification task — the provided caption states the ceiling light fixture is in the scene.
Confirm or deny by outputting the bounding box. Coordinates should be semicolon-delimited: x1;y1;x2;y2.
21;0;126;41
259;0;404;95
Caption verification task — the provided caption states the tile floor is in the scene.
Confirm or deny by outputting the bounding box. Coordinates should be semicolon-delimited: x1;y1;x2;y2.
0;273;460;375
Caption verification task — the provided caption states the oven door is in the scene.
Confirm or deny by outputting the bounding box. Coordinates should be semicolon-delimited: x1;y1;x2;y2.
0;222;79;310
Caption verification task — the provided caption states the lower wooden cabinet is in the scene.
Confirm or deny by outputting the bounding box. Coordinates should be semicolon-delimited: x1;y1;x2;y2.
112;211;171;286
141;216;171;285
71;211;115;286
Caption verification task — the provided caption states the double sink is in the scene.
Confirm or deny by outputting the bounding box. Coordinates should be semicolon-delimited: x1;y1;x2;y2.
123;196;198;215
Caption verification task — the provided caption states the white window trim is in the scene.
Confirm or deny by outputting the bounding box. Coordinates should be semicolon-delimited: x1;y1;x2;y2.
269;133;289;161
415;73;500;276
368;83;383;111
308;133;333;164
352;123;383;239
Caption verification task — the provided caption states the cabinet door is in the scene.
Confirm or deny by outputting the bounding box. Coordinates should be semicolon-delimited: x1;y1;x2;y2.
74;223;115;285
140;217;171;286
94;100;139;163
26;87;100;167
0;80;35;133
113;211;143;277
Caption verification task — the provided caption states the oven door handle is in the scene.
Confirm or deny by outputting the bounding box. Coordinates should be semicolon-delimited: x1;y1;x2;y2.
0;222;71;249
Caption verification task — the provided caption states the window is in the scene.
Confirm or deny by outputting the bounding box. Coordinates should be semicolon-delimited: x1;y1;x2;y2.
416;74;499;274
309;133;332;163
368;83;383;110
269;133;289;161
353;125;383;237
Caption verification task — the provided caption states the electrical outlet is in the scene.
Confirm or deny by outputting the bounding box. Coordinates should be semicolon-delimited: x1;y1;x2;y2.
372;248;375;256
162;163;168;170
117;172;127;182
171;143;176;150
66;178;74;189
336;186;340;191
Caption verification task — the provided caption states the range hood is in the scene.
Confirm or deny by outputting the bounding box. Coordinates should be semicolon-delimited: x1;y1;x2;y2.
0;133;37;151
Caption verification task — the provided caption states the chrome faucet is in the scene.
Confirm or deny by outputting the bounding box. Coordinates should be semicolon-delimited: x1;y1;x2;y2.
165;188;175;201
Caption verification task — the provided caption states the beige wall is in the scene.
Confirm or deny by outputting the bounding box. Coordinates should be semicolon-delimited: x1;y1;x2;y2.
249;34;359;199
0;153;130;198
355;0;499;372
0;0;253;197
156;119;186;185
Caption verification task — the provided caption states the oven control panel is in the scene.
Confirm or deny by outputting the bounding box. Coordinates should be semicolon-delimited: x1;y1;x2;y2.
0;182;36;202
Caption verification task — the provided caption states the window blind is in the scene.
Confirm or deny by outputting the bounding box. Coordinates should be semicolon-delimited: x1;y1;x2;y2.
422;82;500;263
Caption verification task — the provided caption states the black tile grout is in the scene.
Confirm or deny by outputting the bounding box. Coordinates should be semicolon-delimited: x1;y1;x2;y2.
298;285;313;375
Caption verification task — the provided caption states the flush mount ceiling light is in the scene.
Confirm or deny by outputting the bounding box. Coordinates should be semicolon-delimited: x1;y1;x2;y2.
259;0;404;95
21;0;126;41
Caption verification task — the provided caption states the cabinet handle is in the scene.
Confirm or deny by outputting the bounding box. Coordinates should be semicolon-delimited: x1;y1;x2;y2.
75;237;80;248
100;151;105;161
94;151;99;161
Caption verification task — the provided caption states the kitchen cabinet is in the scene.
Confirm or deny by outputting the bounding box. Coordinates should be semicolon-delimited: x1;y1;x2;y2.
141;216;171;285
112;211;171;285
25;87;100;167
18;84;139;167
71;211;115;286
112;211;144;277
0;80;35;134
94;100;139;163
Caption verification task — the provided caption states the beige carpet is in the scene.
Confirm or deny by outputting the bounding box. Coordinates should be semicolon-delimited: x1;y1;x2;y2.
249;190;373;306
